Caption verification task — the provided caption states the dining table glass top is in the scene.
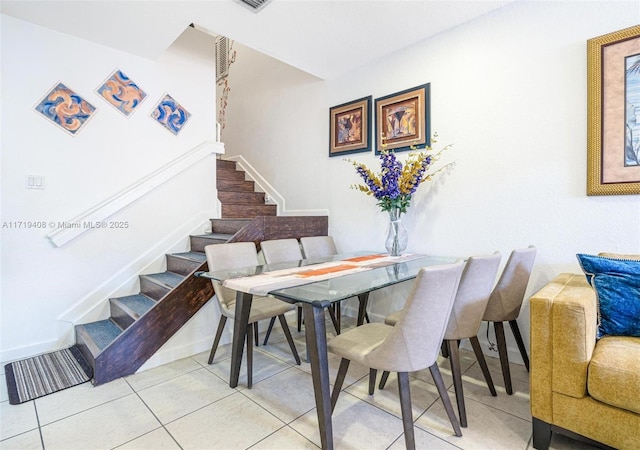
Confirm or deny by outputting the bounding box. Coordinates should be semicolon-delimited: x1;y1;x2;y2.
199;251;459;306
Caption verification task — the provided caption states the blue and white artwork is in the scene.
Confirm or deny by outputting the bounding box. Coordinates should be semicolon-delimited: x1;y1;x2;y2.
34;82;97;135
150;93;191;135
96;69;147;117
625;53;640;166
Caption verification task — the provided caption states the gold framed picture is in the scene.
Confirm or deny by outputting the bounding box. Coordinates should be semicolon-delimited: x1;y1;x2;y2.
375;84;430;154
587;25;640;195
329;96;371;157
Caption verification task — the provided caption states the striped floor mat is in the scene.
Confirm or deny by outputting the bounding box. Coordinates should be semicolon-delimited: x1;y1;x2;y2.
4;346;93;405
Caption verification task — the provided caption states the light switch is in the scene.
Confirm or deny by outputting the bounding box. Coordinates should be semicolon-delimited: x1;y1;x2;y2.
25;175;45;190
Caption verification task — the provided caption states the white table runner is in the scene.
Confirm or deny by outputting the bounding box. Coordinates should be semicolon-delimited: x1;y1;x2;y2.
222;253;422;296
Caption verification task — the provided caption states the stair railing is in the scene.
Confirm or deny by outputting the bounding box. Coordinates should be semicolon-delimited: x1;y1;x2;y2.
47;140;224;247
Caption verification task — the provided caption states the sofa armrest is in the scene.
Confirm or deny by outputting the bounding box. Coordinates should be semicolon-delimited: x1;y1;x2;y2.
530;273;598;421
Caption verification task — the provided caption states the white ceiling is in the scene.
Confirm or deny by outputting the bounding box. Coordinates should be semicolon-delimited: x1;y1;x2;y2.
2;0;512;80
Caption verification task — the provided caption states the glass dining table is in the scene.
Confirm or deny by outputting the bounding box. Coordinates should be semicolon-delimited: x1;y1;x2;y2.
198;251;458;450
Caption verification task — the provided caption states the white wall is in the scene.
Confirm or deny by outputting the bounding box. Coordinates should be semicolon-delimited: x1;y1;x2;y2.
0;15;220;363
220;1;640;363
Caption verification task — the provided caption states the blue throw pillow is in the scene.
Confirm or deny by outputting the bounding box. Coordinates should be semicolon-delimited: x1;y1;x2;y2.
576;254;640;339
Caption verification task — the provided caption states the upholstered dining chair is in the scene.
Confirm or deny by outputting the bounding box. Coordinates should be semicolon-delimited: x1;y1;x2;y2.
204;242;301;388
381;252;502;428
328;262;465;448
300;235;369;330
483;245;536;395
260;238;309;343
299;235;338;259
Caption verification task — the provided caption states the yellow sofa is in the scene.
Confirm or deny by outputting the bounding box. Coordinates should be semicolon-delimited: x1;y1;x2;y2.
530;273;640;450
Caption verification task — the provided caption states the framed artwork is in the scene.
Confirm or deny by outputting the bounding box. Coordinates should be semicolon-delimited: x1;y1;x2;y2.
96;69;147;117
34;82;97;136
150;93;191;135
587;25;640;195
329;96;371;157
375;83;430;154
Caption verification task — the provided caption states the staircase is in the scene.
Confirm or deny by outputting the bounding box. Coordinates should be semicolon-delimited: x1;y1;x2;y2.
217;159;277;218
75;158;328;386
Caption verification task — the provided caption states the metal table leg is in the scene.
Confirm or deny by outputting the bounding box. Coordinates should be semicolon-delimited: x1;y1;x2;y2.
303;302;334;450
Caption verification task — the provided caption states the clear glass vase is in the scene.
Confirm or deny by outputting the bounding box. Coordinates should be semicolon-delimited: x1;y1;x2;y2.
385;208;408;256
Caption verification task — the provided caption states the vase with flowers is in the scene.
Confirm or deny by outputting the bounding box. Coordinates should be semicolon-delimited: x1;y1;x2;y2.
348;135;452;256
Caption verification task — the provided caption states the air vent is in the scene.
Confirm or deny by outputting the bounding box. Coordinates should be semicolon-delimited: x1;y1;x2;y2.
215;36;229;82
236;0;273;13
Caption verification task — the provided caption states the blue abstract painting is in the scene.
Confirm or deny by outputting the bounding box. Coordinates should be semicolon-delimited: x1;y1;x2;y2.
96;69;147;117
34;82;97;135
150;93;191;135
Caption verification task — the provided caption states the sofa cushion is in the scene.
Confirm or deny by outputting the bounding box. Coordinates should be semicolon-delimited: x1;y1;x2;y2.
588;336;640;415
577;254;640;338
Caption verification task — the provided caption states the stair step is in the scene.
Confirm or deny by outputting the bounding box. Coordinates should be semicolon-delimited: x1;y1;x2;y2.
211;219;251;234
217;178;256;192
216;159;237;170
189;233;232;252
139;271;184;299
110;294;156;331
222;204;277;218
170;251;207;263
144;271;184;288
218;191;266;205
166;253;204;276
79;319;123;351
216;168;247;182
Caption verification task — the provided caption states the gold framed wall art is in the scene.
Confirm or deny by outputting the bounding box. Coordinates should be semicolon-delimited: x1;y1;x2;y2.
587;25;640;195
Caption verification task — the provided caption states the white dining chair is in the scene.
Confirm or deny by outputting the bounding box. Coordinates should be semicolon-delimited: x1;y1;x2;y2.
300;235;369;330
261;238;340;344
381;252;502;427
483;245;536;394
327;261;465;448
205;242;300;388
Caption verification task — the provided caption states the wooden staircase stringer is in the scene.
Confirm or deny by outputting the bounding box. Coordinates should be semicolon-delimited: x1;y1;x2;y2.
92;262;213;385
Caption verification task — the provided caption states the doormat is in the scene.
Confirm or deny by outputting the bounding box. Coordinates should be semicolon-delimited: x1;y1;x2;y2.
4;346;93;405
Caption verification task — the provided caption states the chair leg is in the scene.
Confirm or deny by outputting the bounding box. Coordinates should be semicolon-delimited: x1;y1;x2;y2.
263;317;276;345
397;372;415;450
327;304;340;335
208;316;228;364
509;319;530;371
364;312;370;323
494;321;513;395
247;323;253;388
331;358;350;412
368;368;377;395
470;336;496;396
446;340;467;428
278;314;301;365
254;321;259;346
379;370;390;389
334;303;341;332
429;363;462;437
440;341;449;358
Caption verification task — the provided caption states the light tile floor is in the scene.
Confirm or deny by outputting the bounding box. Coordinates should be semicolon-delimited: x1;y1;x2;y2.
1;317;600;450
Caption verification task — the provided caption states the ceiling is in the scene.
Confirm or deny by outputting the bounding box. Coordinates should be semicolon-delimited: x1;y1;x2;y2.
1;0;512;80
